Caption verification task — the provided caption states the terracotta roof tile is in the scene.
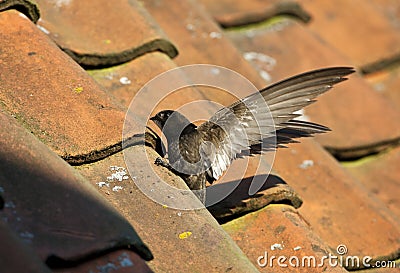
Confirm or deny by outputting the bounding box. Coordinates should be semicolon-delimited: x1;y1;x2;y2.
223;205;348;272
89;53;229;148
365;67;400;109
225;19;400;159
0;220;52;273
198;0;311;27
53;250;153;273
0;10;132;163
369;0;400;30
89;52;220;119
35;0;177;67
344;146;400;219
141;0;266;89
273;139;400;261
77;146;260;273
89;52;177;108
0;109;152;268
302;0;400;72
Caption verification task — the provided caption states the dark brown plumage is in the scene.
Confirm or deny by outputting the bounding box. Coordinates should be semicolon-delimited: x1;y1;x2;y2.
150;67;355;203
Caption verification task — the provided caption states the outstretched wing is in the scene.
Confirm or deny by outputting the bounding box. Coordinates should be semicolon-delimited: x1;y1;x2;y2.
197;67;355;180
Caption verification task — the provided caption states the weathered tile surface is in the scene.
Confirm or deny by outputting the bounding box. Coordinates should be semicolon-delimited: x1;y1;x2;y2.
344;146;400;219
273;138;400;261
223;205;348;272
142;0;267;89
369;0;400;31
54;250;153;273
89;52;177;108
35;0;177;67
90;52;220;120
365;67;400;109
0;219;52;273
198;0;311;27
77;146;260;273
0;10;130;163
226;19;400;158
302;0;400;71
0;109;152;266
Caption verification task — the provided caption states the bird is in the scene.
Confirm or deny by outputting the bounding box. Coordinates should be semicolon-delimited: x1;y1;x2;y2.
150;67;355;203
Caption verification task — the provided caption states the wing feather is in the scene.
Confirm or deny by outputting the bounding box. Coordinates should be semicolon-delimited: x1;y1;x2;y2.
198;67;355;180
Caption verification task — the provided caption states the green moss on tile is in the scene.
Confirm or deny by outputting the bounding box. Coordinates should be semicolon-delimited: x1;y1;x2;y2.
340;149;392;168
73;86;84;93
222;206;264;233
86;64;122;76
10;112;40;134
225;16;292;33
222;216;248;234
0;100;7;112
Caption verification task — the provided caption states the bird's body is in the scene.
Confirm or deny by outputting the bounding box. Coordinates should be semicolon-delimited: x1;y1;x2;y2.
151;67;355;203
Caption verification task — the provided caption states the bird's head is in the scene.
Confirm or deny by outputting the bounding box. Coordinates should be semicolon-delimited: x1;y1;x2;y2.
150;110;196;138
150;110;175;130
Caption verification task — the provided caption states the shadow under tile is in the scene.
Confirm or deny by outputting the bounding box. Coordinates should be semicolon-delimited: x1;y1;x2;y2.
207;174;302;223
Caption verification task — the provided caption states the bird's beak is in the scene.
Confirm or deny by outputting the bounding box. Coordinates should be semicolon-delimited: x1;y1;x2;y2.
150;115;162;129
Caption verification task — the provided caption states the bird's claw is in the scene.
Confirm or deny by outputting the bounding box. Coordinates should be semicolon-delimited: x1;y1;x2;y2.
155;157;178;175
155;157;168;168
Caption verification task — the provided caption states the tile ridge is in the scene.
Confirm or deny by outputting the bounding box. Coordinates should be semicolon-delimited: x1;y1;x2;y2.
63;128;164;165
63;37;178;69
34;0;179;68
0;0;40;23
325;136;400;161
63;133;146;165
360;52;400;74
215;1;310;29
208;174;303;223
